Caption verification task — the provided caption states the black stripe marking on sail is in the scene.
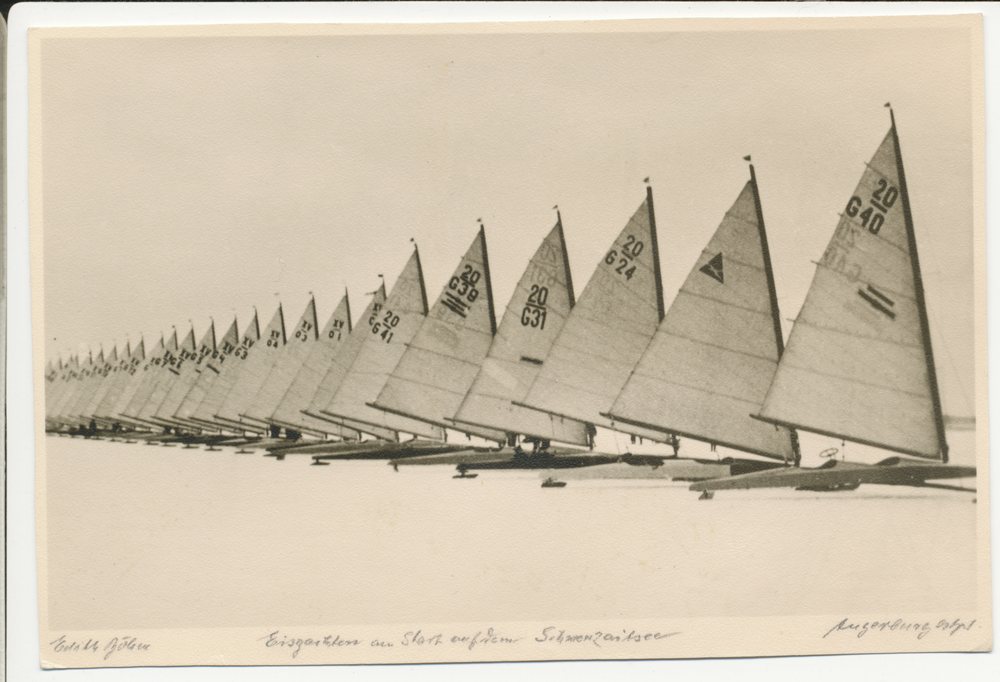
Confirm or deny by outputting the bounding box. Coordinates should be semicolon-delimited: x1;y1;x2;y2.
519;356;544;365
866;284;895;305
442;292;469;318
858;285;896;319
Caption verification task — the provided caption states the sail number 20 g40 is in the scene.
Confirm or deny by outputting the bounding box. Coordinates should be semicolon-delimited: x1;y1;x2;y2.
845;178;898;235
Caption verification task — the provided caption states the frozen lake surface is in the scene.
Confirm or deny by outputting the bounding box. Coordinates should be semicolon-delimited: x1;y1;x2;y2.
42;435;979;632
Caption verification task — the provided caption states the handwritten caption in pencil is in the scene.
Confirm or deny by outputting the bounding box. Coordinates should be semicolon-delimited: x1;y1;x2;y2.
823;617;977;640
260;626;681;658
49;635;151;661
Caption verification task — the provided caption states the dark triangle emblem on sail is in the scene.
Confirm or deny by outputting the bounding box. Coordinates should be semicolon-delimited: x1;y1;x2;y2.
607;180;794;461
699;253;724;284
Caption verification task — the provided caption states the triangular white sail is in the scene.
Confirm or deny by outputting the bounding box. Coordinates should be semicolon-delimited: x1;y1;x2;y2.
452;217;591;446
45;359;70;419
65;347;107;419
45;359;69;419
214;305;286;426
120;331;179;422
49;356;83;422
92;342;140;422
264;295;369;440
187;314;261;429
44;366;60;423
132;327;198;424
173;318;239;427
757;120;947;461
113;338;164;423
51;355;82;415
116;335;171;423
241;297;361;442
95;339;145;422
297;286;398;441
606;173;796;461
519;189;670;442
240;297;318;426
321;249;445;440
53;350;92;421
57;355;90;421
64;348;105;421
152;322;217;427
79;345;122;419
373;227;506;442
51;357;86;421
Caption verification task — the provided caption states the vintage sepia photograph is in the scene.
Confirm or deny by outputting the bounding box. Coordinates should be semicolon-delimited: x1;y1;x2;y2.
17;9;990;672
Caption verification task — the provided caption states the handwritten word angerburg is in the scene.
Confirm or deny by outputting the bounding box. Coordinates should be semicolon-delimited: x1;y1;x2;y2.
823;617;977;640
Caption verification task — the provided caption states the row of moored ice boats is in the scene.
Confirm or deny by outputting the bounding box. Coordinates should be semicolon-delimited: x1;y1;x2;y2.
44;109;976;496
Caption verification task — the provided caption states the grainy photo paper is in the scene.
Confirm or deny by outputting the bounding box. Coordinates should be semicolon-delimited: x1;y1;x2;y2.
29;15;989;669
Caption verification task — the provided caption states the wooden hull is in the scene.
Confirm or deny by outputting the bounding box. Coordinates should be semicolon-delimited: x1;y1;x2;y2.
689;457;976;493
269;439;466;461
390;446;626;472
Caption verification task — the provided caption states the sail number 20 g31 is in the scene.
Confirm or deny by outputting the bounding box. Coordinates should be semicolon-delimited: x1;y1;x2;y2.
521;285;548;330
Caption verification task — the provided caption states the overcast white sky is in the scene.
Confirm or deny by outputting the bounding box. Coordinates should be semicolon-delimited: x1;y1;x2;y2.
35;19;977;415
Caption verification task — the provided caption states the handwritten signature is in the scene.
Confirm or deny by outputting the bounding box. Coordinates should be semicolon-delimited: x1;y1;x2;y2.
823;618;977;640
50;635;151;661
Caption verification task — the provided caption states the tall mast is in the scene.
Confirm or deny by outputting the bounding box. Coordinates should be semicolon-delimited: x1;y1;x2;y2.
646;183;666;323
889;106;949;463
412;242;429;315
309;295;319;339
748;159;801;467
555;208;576;308
344;287;353;333
478;221;498;336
